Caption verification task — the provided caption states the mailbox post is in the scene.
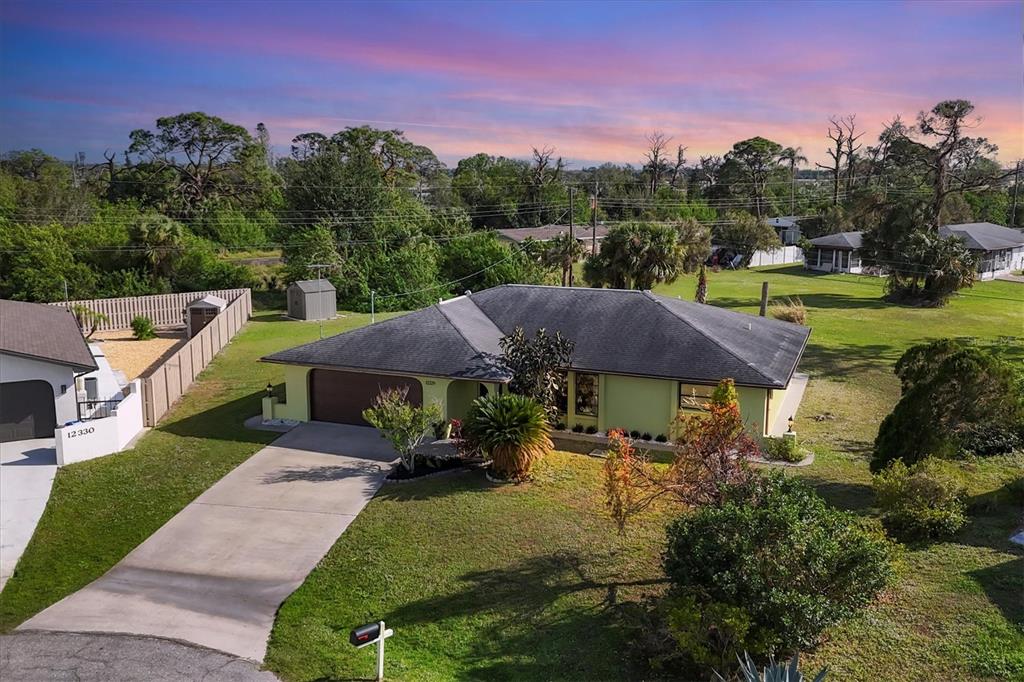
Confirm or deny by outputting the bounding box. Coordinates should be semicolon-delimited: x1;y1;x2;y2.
350;620;394;681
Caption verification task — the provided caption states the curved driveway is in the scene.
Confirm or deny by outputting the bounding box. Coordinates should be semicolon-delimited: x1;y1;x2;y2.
19;423;396;663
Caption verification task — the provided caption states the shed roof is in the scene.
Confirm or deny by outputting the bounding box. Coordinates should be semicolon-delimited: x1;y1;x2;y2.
0;299;98;372
290;279;337;293
496;224;610;243
263;285;810;389
939;223;1024;251
808;231;863;249
188;294;227;309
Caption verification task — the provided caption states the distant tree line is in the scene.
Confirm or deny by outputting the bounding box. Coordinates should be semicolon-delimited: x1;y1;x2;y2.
1;100;1017;308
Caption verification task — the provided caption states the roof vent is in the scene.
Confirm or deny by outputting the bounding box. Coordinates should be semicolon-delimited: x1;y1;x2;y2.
746;323;752;331
465;290;472;296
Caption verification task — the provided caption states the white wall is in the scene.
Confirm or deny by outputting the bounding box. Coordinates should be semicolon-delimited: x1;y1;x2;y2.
0;353;79;425
55;380;144;465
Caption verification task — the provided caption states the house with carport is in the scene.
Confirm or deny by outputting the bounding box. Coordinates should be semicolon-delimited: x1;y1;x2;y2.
261;285;810;439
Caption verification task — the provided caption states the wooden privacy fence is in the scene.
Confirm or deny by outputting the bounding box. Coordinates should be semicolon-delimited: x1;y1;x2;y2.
140;289;252;426
52;288;250;331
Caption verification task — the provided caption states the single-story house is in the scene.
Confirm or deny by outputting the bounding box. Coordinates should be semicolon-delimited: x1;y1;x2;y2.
0;299;98;441
496;224;610;252
766;216;802;245
803;231;865;274
261;285;810;439
939;222;1024;280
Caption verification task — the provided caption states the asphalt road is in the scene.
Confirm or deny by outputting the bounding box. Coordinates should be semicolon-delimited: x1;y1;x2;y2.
0;632;279;681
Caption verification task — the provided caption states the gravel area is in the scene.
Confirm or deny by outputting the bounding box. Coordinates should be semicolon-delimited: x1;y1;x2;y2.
91;329;187;380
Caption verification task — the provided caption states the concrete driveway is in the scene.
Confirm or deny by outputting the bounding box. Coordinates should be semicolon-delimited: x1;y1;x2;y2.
21;422;397;662
1;438;57;591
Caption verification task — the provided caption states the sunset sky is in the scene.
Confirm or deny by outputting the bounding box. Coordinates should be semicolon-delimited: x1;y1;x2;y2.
1;0;1020;168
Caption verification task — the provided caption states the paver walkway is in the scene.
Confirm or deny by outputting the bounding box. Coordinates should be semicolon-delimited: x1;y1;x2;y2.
1;438;57;591
20;422;397;662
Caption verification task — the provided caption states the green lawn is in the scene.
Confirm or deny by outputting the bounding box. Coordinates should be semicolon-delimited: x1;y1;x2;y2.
2;269;1021;681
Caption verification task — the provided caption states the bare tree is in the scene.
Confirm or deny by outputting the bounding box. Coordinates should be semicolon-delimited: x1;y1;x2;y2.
669;144;688;188
816;116;851;206
695;155;722;191
842;115;864;193
643;131;671;196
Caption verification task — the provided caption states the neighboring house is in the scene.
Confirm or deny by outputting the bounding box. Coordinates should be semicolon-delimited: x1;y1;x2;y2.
804;231;865;273
0;299;97;442
766;216;803;245
496;224;610;252
939;222;1024;280
262;285;810;438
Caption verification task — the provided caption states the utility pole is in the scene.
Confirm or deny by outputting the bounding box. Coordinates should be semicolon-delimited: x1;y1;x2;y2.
567;186;575;287
1012;160;1021;227
370;290;376;324
759;281;769;317
309;263;330;339
590;181;599;253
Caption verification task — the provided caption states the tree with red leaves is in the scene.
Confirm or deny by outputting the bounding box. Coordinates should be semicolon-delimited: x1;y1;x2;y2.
604;379;760;531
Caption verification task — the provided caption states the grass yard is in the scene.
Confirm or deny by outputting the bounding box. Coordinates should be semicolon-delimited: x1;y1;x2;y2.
2;268;1021;681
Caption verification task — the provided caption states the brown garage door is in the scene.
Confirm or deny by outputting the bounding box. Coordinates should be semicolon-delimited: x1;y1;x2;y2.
309;369;423;426
0;380;57;442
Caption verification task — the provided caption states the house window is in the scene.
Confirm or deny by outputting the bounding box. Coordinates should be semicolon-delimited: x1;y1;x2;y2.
679;384;715;412
575;373;599;416
555;371;568;414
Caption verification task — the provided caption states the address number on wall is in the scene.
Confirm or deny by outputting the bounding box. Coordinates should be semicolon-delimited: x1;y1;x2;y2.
66;426;96;439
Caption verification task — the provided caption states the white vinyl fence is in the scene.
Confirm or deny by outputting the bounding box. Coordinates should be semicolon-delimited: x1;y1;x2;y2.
51;288;250;331
748;245;804;268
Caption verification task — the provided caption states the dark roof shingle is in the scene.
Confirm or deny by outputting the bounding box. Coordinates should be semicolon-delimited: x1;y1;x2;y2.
808;231;862;249
939;223;1024;251
0;299;97;371
263;285;810;388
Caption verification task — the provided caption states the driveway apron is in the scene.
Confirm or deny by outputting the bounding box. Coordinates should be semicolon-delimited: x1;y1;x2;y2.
1;438;58;592
19;422;397;662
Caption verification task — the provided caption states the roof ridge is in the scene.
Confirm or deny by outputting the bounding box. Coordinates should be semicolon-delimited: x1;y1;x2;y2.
435;296;502;358
643;292;778;386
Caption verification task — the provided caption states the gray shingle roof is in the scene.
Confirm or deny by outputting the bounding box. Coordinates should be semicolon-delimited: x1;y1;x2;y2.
767;216;800;229
939;223;1024;251
496;224;610;243
263;285;810;389
808;231;862;249
290;279;337;293
0;299;97;372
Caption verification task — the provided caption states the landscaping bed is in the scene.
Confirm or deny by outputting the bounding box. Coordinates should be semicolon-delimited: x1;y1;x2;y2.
92;328;187;380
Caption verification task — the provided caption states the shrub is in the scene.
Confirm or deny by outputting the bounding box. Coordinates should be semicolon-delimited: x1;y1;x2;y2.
572;423;584;433
630;429;641;439
362;388;442;474
873;458;968;539
958;422;1023;457
131;315;156;340
663;473;895;663
710;378;738;407
499;327;575;415
655;434;668;443
872;340;1024;471
585;424;598;435
768;297;807;325
555;421;566;431
641;432;652;441
762;435;802;463
464;393;552;480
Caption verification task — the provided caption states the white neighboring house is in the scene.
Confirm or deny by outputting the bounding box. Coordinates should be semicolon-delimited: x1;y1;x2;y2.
803;231;865;274
766;216;803;245
939;222;1024;280
0;299;97;442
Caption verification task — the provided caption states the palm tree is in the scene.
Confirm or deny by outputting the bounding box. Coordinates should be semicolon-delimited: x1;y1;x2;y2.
543;231;587;286
131;214;184;279
464;394;552;480
779;146;808;214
